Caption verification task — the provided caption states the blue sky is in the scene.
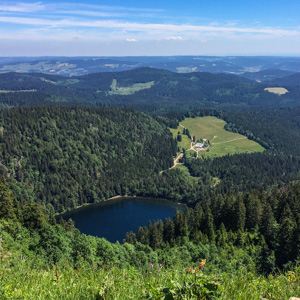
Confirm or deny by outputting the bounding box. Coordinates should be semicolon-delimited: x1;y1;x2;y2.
0;0;299;56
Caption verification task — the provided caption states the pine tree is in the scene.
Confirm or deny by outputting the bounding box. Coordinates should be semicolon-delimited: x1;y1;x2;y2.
124;231;137;244
216;223;228;247
136;226;150;245
203;204;216;244
258;236;275;274
0;177;18;221
163;217;175;244
234;196;246;231
260;203;277;248
277;204;296;267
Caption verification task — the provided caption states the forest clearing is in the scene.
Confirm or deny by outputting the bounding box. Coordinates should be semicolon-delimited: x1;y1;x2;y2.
170;116;265;158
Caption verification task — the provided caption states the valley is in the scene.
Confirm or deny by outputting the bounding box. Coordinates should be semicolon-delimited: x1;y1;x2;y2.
0;57;300;299
1;0;300;296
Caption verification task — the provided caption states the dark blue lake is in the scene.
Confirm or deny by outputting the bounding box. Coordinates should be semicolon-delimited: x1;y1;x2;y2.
61;197;184;243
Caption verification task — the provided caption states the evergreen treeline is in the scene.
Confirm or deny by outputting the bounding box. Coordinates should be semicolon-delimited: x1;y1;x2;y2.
0;106;176;213
0;175;261;273
131;108;300;204
223;107;300;156
2;176;300;277
129;181;300;272
131;152;300;205
3;177;300;299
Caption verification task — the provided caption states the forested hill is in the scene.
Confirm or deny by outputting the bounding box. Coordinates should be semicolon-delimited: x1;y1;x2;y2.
271;72;300;87
0;106;177;213
0;67;299;113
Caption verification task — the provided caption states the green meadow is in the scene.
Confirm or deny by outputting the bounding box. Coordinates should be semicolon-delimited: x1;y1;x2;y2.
170;116;265;158
108;79;155;95
0;89;37;93
169;127;191;151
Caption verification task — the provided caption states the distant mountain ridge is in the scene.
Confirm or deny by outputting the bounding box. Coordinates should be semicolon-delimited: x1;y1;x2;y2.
1;56;300;77
240;69;296;82
0;67;299;113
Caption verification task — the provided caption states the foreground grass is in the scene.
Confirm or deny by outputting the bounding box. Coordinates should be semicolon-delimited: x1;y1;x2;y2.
1;257;300;299
0;259;220;300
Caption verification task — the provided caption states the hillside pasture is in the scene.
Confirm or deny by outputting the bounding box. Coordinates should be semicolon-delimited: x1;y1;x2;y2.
0;89;37;93
264;87;289;95
171;116;265;158
108;79;155;95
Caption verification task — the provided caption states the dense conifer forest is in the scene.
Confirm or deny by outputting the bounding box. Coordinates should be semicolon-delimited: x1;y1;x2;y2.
2;106;300;215
0;106;176;213
1;68;300;298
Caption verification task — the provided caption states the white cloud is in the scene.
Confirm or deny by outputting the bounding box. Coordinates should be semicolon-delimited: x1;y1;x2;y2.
0;16;298;38
126;38;138;42
0;2;44;12
165;36;184;40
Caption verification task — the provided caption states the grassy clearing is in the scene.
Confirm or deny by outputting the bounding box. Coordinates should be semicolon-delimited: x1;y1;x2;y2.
0;89;37;93
173;164;201;181
170;116;264;158
176;66;198;73
169;127;191;151
264;87;289;95
108;79;155;95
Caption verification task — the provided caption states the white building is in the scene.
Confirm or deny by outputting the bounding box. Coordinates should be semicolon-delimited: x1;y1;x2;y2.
195;143;204;149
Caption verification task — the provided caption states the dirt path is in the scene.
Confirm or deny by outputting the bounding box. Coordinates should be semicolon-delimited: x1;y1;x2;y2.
170;153;184;169
189;141;194;150
212;137;246;145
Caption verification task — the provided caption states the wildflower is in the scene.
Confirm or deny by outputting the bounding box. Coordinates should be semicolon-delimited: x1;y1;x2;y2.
199;259;206;269
195;259;206;272
55;267;60;281
149;263;154;268
287;271;296;282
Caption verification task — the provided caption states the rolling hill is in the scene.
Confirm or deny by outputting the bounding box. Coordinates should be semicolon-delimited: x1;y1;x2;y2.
1;56;300;76
0;67;299;113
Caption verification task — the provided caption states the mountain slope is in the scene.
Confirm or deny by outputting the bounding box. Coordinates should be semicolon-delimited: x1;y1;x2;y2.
0;106;176;212
240;69;296;82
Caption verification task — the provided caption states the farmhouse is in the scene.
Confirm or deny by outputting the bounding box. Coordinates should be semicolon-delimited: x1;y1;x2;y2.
195;142;204;149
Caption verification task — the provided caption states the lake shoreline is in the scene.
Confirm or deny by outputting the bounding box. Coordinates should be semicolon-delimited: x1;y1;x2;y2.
58;196;185;242
56;195;185;217
56;194;134;217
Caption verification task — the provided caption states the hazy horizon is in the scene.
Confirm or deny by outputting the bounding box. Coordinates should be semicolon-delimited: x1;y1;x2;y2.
0;0;300;56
